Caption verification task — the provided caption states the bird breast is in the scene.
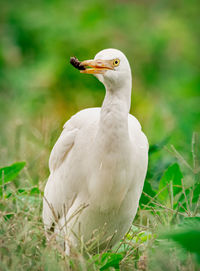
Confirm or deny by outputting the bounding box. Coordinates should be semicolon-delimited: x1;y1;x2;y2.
87;132;134;212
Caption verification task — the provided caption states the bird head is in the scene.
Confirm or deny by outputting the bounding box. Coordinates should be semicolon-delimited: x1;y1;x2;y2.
80;48;132;89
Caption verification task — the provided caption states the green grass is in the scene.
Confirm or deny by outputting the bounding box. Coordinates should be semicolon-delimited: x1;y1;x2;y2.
0;134;199;271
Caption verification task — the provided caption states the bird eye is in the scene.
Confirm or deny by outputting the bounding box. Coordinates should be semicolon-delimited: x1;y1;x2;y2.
113;59;120;67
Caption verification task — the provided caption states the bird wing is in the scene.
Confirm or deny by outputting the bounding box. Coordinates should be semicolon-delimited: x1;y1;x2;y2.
43;120;78;230
49;107;100;172
43;108;100;230
128;113;149;150
49;127;77;172
128;113;149;196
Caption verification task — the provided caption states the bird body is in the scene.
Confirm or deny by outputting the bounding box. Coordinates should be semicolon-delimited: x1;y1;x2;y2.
43;49;148;254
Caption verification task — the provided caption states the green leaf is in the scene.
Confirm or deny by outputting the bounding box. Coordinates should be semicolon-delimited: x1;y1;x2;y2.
134;231;153;243
3;213;15;221
100;253;123;270
180;217;200;227
162;228;200;260
158;163;183;203
193;182;200;203
173;187;190;211
140;179;156;207
161;218;200;262
0;162;26;197
30;187;41;195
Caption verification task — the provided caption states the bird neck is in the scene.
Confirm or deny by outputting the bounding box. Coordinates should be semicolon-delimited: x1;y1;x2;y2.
99;82;132;143
104;79;131;110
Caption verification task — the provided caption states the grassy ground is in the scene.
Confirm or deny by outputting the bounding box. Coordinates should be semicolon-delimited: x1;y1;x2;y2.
0;134;199;270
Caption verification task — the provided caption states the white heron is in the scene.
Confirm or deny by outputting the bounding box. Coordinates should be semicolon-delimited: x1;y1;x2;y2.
43;48;148;254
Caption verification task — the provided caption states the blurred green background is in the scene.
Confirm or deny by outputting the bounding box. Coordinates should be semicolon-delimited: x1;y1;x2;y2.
0;0;199;184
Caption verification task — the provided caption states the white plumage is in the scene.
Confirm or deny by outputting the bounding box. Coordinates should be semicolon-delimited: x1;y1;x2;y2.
43;48;148;254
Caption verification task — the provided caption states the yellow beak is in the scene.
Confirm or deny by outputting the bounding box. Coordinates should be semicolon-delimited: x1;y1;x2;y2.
80;59;114;74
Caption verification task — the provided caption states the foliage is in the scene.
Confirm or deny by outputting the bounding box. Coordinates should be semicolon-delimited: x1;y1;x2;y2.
0;162;26;196
162;217;200;261
0;134;199;270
